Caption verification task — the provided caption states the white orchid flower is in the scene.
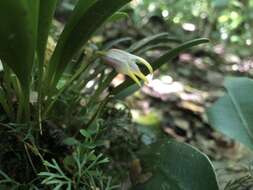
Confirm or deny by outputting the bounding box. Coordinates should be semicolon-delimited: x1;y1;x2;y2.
102;49;153;86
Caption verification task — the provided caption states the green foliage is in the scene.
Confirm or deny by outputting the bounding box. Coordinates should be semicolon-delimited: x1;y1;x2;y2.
0;0;39;121
108;12;129;22
0;0;208;124
46;0;132;90
0;170;40;190
132;140;219;190
0;0;38;88
38;0;58;65
208;77;253;150
224;175;253;190
0;0;132;122
39;129;117;190
0;0;216;189
0;0;209;123
133;0;253;56
39;152;114;190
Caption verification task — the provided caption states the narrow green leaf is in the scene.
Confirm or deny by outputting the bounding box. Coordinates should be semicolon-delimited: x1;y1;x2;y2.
137;43;172;54
0;0;39;88
132;140;219;190
128;33;178;53
112;38;209;98
37;0;58;64
207;77;253;150
149;38;209;71
47;0;131;89
108;12;129;22
113;83;140;100
104;37;133;50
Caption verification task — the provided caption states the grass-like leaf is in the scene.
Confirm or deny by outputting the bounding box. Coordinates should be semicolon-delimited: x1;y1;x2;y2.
46;0;131;91
128;32;177;53
0;0;39;89
37;0;58;65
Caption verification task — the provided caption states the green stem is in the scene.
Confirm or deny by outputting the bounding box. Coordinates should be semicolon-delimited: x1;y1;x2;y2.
87;70;116;107
43;62;90;118
75;66;105;90
23;89;31;123
86;94;111;129
24;144;37;175
11;76;23;123
37;54;44;132
43;52;105;118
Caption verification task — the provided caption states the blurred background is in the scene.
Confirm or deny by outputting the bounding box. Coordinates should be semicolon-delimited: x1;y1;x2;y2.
55;0;253;188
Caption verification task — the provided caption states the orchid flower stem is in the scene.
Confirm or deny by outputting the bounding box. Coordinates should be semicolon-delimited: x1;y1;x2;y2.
87;70;116;108
86;95;111;128
74;66;105;90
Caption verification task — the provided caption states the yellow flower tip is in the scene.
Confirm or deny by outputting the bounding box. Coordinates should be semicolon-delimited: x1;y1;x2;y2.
137;57;153;74
136;71;148;83
128;72;142;87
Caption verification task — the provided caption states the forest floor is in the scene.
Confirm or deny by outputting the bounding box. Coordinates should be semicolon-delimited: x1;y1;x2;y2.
125;45;253;189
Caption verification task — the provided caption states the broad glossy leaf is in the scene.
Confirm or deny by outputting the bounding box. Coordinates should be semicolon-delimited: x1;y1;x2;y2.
47;0;131;89
112;38;209;98
208;77;253;150
0;0;39;89
132;140;219;190
37;0;58;64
